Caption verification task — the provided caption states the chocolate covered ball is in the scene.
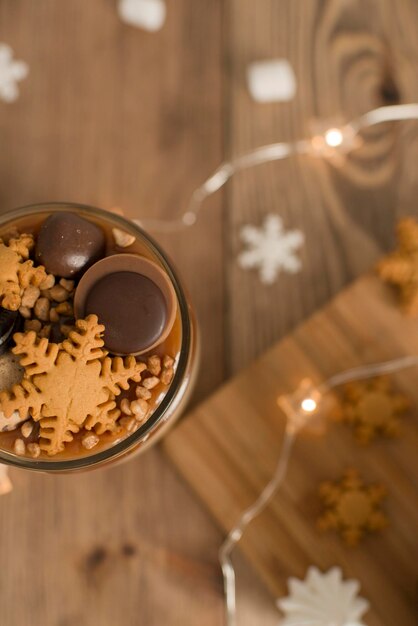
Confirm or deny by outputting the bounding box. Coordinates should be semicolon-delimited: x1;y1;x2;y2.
85;272;168;355
35;212;106;278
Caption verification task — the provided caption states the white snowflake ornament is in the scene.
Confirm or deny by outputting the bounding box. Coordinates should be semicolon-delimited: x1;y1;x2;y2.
0;44;28;103
238;214;304;284
277;567;370;626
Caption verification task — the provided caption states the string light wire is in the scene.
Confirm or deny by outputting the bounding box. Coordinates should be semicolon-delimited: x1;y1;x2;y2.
135;103;418;233
219;355;418;626
136;102;418;625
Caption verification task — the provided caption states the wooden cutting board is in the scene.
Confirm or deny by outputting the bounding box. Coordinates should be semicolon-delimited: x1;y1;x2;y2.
163;274;418;626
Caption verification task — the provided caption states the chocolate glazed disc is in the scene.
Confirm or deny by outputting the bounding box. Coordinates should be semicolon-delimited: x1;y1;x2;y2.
74;254;177;356
85;272;167;354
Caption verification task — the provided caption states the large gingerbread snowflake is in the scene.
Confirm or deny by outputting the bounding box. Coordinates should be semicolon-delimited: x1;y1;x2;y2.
0;233;47;311
377;217;418;315
0;315;145;455
334;377;409;444
317;469;388;546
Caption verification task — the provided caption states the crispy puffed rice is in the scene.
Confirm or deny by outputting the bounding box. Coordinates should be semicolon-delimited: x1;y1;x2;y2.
163;355;174;368
49;308;60;323
136;385;152;400
20;420;33;438
60;324;74;337
55;301;73;316
24;319;42;333
27;443;41;458
112;228;135;248
38;324;51;339
21;285;40;308
142;376;160;390
59;278;75;292
160;368;174;385
34;296;50;321
40;289;53;301
130;399;149;420
50;285;70;303
39;274;55;291
119;416;137;432
19;305;32;319
81;433;100;450
13;438;25;456
120;398;132;415
147;355;161;376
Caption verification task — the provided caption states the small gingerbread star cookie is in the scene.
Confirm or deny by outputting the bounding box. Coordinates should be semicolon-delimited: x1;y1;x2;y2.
377;217;418;315
0;233;47;311
317;469;388;546
333;377;409;444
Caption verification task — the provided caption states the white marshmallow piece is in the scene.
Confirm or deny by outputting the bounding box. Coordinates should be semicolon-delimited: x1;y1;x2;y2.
247;59;296;103
118;0;166;32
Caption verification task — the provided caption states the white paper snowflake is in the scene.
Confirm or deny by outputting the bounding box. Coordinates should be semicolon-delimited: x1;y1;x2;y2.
0;44;28;103
238;214;304;284
118;0;166;32
277;567;370;626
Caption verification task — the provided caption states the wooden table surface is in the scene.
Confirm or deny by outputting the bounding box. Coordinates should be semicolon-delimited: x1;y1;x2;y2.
0;2;417;625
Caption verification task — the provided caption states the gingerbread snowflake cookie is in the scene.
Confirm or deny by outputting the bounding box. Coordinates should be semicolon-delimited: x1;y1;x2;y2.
317;469;388;546
333;377;409;444
0;314;145;455
377;217;418;315
0;233;47;311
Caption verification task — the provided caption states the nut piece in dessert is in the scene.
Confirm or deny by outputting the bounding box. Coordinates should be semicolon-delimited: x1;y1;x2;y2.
160;367;174;385
130;399;149;421
147;355;161;376
163;355;174;368
13;438;25;456
136;385;152;400
59;278;75;292
119;416;137;432
18;305;31;319
21;285;40;308
24;319;42;333
39;274;55;291
50;285;70;303
27;443;41;458
81;433;100;450
112;228;135;248
120;398;132;415
20;420;34;438
34;297;50;321
142;376;160;390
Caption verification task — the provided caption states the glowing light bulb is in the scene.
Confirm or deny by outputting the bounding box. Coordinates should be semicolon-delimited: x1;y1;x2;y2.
324;128;344;148
301;397;317;413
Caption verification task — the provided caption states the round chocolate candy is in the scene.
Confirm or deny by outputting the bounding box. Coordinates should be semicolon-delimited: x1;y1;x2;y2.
74;254;177;355
35;212;106;278
86;272;167;354
0;308;20;356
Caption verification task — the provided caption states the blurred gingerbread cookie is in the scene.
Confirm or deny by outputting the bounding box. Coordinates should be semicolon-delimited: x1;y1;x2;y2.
377;217;418;315
333;377;409;444
317;468;388;546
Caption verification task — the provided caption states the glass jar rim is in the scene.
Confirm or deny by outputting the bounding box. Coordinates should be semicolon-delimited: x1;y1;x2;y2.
0;201;192;472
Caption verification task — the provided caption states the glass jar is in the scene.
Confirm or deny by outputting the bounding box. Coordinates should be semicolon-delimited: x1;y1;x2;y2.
0;202;199;472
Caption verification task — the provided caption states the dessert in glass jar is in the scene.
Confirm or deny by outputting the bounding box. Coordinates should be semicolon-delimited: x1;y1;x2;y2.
0;202;198;472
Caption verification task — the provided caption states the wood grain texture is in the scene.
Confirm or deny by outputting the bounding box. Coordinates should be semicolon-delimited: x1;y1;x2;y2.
0;2;226;625
165;274;418;626
0;1;418;625
226;0;418;373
